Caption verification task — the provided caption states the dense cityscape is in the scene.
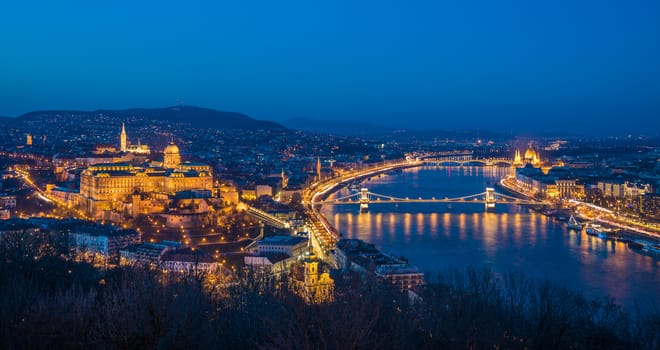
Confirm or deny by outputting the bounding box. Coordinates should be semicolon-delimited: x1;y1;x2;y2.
2;1;660;348
0;108;658;348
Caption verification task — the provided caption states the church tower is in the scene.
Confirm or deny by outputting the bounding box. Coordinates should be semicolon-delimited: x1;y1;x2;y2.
316;156;322;181
513;149;523;167
120;123;127;152
301;258;334;304
304;260;319;285
281;168;288;189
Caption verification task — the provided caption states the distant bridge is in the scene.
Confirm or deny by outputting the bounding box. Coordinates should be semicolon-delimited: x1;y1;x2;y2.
422;157;513;166
315;187;549;211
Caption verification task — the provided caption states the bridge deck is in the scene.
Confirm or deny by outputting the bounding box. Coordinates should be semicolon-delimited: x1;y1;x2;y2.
319;199;544;205
315;190;549;206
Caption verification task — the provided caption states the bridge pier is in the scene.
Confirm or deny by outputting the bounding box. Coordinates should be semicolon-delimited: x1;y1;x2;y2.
485;187;496;210
360;188;369;212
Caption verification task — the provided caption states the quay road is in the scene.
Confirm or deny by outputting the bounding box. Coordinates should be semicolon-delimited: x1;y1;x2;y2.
302;158;423;264
13;167;92;220
500;175;660;239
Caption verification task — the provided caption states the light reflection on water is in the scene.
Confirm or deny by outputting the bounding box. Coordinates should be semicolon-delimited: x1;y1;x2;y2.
321;166;660;307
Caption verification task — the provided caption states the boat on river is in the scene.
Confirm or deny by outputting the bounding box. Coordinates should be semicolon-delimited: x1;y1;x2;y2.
567;215;582;230
628;240;660;257
585;223;613;239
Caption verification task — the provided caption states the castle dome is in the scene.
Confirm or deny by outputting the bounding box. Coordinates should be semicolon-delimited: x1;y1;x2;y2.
163;140;181;169
164;141;180;155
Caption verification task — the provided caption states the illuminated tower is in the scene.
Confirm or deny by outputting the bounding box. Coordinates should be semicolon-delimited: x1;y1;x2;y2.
120;123;127;152
300;258;334;304
26;134;32;146
131;191;141;218
316;156;322;181
281;168;288;189
513;149;523;167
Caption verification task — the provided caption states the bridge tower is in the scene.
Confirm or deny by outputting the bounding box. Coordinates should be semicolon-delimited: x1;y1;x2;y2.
485;187;496;210
360;188;369;213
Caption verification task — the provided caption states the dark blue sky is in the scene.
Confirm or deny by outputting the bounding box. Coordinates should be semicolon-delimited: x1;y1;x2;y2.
1;0;658;135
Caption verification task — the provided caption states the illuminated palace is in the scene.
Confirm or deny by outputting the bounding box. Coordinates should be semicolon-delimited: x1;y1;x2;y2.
79;125;212;216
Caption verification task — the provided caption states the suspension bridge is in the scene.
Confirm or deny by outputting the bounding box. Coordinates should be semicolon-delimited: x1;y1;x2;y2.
314;187;550;211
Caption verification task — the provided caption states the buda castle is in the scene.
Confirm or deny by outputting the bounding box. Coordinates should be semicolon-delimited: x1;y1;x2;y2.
79;124;213;217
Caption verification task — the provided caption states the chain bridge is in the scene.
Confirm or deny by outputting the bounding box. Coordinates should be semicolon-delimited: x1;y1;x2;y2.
315;187;550;211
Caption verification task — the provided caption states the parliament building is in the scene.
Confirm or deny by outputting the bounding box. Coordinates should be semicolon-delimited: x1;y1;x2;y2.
79;125;213;217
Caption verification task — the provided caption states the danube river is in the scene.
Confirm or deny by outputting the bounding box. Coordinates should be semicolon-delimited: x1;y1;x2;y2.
320;166;659;307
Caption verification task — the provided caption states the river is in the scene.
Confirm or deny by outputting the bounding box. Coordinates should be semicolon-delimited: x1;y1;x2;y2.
320;166;659;307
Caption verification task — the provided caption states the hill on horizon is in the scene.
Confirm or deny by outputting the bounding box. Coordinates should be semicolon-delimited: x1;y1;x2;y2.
13;105;286;131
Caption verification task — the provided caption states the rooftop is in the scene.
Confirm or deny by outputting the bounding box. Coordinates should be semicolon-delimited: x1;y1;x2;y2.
259;235;307;246
71;226;139;237
161;248;215;263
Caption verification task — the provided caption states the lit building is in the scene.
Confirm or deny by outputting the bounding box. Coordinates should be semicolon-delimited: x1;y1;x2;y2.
126;142;151;155
69;226;140;264
0;218;41;236
119;241;180;268
335;238;423;291
79;128;212;217
640;194;660;222
290;256;334;304
624;182;652;198
244;253;296;275
161;248;220;274
120;123;151;155
241;188;257;201
513;149;523;167
555;178;585;199
598;180;626;198
0;193;17;209
255;235;308;256
0;193;17;220
160;190;213;228
375;264;425;291
120;123;127;152
163;140;181;168
514;143;542;168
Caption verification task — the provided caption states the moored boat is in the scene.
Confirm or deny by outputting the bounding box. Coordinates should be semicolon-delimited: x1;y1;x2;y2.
567;215;582;230
628;240;660;257
585;223;613;238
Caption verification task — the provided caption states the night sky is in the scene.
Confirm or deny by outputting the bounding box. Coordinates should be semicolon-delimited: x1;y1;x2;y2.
1;1;658;135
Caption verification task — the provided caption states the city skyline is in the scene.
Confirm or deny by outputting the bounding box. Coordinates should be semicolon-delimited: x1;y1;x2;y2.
1;1;659;135
0;100;658;348
2;1;660;348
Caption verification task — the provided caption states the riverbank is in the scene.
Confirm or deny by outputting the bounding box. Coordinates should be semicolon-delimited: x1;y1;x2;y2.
321;166;660;307
498;174;660;239
303;159;422;262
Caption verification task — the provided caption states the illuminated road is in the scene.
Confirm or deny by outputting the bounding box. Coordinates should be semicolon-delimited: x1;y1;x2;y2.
500;175;660;239
303;159;422;263
13;167;92;220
